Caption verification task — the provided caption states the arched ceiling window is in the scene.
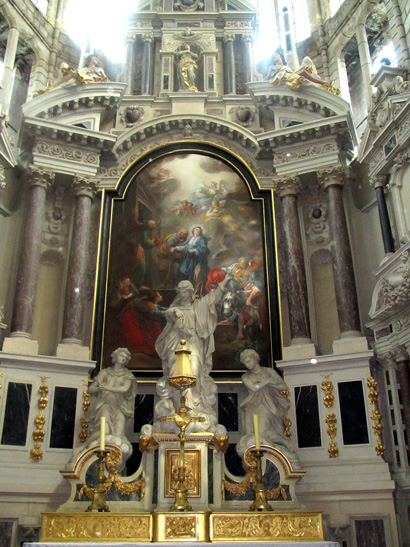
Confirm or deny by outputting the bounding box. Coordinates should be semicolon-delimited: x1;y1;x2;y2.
278;0;311;45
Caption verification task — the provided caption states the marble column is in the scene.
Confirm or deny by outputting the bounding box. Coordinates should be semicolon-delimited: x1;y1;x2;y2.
10;166;55;338
317;164;361;337
223;33;236;95
124;35;136;94
273;175;311;344
370;175;395;254
356;22;373;110
1;27;19;113
60;176;98;346
242;33;254;85
394;345;410;439
141;33;154;95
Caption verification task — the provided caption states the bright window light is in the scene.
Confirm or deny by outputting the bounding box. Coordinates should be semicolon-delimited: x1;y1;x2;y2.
329;0;345;16
64;0;136;63
253;0;279;62
372;42;398;73
31;0;48;14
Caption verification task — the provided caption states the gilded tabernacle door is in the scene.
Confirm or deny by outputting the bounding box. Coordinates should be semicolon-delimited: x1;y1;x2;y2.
92;143;281;371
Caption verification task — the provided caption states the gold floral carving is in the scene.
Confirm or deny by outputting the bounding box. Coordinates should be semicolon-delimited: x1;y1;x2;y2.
213;434;229;453
282;387;292;439
211;512;323;541
78;379;90;443
30;376;49;461
41;512;152;541
367;371;386;456
165;515;196;539
79;447;145;499
139;434;154;453
321;374;339;458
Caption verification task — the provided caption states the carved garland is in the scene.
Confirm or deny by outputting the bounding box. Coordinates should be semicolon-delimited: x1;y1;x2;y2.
367;371;386;457
79;448;145;499
78;380;90;444
281;388;292;439
321;374;339;458
30;376;49;461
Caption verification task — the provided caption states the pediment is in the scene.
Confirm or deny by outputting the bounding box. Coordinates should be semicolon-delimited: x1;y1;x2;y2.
224;0;256;11
0;126;17;168
357;121;379;163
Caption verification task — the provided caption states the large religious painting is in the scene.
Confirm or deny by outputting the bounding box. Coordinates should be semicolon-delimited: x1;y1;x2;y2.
93;144;281;371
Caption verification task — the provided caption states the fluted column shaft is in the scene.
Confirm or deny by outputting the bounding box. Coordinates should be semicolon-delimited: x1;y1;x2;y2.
141;34;154;95
273;176;311;342
124;35;135;94
394;346;410;438
223;34;236;95
318;165;361;335
1;28;19;113
242;33;253;84
11;166;55;336
61;177;98;343
371;175;395;254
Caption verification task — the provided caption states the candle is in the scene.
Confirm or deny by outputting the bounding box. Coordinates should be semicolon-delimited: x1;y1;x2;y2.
253;414;260;450
100;416;105;451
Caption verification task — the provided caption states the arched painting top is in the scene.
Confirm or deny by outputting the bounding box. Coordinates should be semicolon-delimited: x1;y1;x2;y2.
92;142;282;373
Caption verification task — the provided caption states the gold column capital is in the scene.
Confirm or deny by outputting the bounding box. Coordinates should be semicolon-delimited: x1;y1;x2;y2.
317;163;346;189
272;174;301;197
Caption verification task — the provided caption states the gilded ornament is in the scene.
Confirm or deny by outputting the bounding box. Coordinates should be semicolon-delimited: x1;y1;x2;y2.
281;387;292;439
165;515;196;538
321;374;339;458
367;371;386;456
78;379;90;443
30;376;50;461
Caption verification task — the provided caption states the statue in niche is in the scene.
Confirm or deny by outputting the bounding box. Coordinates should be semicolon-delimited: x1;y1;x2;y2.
176;43;199;92
86;347;137;460
236;349;296;459
154;273;233;433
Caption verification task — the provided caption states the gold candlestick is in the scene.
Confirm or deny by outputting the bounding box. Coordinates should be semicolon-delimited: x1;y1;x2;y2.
249;448;272;512
86;449;110;512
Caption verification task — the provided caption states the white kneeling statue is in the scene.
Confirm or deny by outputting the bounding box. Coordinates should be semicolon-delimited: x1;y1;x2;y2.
154;273;233;433
236;349;297;459
86;347;137;461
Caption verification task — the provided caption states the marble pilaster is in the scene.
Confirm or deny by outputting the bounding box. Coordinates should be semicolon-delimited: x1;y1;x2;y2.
141;34;154;95
242;33;254;85
1;28;19;113
370;175;395;254
58;176;98;358
223;33;236;95
6;166;55;353
124;35;136;94
317;165;363;348
393;345;410;439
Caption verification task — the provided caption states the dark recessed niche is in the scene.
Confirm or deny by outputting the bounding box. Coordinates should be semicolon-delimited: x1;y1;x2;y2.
295;385;321;448
225;443;245;476
134;394;154;433
50;386;77;449
218;393;239;432
1;382;32;446
338;381;369;445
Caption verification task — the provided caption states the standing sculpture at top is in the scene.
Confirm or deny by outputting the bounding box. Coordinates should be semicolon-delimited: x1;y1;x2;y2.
154;272;233;432
176;44;199;92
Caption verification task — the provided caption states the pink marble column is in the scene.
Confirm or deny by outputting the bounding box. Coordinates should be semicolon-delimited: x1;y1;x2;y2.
273;175;311;343
11;166;55;337
317;164;361;336
61;176;98;344
394;345;410;437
